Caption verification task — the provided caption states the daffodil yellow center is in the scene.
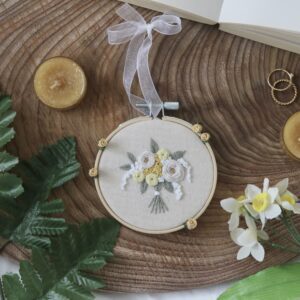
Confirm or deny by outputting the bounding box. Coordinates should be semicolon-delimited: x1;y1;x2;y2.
281;193;296;206
252;193;269;212
237;195;245;202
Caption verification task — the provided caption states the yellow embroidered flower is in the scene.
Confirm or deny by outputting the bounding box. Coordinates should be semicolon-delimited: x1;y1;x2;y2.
157;148;169;161
132;171;145;183
143;156;163;177
146;173;158;186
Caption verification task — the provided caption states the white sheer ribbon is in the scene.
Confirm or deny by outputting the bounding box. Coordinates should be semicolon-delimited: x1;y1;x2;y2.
107;4;182;117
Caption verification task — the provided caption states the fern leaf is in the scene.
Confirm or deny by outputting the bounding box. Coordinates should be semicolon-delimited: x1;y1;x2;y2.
20;235;51;249
68;272;105;290
31;246;57;291
1;273;27;300
0;173;23;199
0;128;15;149
0;151;18;172
0;96;12;115
79;258;106;271
19;261;42;298
0;110;16;128
17;137;80;192
0;137;80;250
1;219;120;300
39;199;65;214
30;217;67;236
54;281;93;300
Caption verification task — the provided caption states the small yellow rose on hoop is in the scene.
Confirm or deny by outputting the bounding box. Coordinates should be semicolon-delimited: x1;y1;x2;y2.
221;178;300;262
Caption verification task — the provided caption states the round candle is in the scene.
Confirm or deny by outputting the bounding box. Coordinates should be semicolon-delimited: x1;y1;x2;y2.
282;111;300;160
34;57;87;110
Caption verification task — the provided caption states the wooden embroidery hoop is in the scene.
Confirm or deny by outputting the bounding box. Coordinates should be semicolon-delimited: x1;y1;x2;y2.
90;116;217;234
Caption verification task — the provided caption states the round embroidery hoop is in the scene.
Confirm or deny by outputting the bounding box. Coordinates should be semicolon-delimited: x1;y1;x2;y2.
91;116;217;234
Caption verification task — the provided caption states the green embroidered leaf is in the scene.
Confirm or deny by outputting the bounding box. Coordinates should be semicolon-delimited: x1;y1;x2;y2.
127;152;136;164
0;151;18;172
164;181;174;193
1;218;120;300
150;138;159;153
0;173;23;199
140;180;148;194
0;137;80;250
155;182;163;192
218;263;300;300
171;151;185;160
120;164;131;171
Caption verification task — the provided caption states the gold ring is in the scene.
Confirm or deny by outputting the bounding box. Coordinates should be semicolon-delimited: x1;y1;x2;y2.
267;69;293;91
271;79;297;106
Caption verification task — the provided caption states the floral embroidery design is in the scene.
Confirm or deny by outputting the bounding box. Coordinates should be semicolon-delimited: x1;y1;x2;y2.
120;139;192;214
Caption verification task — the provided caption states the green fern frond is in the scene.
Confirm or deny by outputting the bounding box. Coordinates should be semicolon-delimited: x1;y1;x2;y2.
0;151;18;172
0;137;80;250
0;95;23;203
39;199;65;214
0;95;16;148
1;218;120;300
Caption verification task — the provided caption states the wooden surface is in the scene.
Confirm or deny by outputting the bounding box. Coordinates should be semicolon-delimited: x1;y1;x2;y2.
1;0;300;293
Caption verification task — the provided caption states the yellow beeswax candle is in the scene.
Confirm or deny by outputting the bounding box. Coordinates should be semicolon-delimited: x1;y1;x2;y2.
34;57;87;110
282;112;300;160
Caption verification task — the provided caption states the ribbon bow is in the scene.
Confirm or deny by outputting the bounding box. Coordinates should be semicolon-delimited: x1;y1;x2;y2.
107;4;182;117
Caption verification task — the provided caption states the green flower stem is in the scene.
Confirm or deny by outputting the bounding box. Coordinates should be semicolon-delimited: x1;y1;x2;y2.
263;240;300;254
281;212;300;246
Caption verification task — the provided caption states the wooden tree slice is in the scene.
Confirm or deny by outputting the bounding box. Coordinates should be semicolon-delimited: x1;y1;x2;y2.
1;0;300;293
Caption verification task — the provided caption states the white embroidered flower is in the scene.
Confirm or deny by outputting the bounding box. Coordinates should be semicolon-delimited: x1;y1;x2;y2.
162;159;185;183
275;178;300;214
245;178;281;228
220;195;247;231
230;218;268;262
138;151;155;169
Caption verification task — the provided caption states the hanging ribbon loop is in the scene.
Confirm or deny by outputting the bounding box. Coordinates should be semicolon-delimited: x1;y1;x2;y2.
107;4;182;117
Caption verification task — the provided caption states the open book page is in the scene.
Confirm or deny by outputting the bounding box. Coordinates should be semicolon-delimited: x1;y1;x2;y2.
219;0;300;34
221;27;300;54
119;0;224;24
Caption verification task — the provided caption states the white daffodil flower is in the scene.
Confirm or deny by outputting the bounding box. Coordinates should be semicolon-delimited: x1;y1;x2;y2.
230;217;268;262
275;178;300;214
245;178;281;228
220;195;247;231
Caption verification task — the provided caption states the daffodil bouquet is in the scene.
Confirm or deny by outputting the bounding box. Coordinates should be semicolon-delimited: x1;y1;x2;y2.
120;139;192;214
221;178;300;262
